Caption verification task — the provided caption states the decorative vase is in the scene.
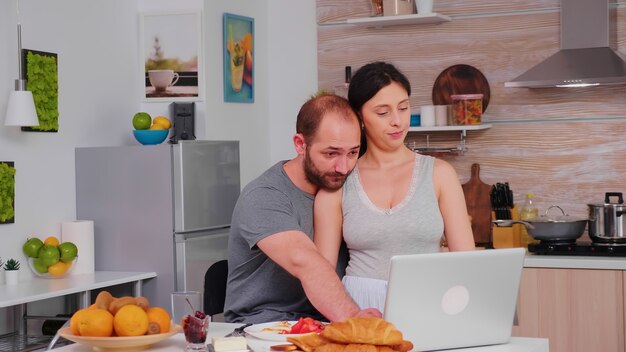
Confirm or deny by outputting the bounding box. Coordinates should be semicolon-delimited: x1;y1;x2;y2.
5;270;19;285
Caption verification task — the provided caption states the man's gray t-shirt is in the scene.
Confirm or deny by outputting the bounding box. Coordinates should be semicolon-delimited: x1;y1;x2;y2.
224;161;324;323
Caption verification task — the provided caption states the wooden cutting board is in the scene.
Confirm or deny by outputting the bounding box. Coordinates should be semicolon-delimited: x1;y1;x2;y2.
462;163;492;245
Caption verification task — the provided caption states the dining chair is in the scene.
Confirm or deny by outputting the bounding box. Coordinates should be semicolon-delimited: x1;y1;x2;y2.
203;259;228;319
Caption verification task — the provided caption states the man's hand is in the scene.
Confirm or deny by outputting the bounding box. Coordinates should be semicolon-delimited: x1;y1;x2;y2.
354;308;383;318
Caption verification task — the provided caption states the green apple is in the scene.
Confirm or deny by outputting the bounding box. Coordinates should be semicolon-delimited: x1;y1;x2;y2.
59;242;78;263
33;258;48;273
133;112;152;130
23;237;44;258
38;245;60;267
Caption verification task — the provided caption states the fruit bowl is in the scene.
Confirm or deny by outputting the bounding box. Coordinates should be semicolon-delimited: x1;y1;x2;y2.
28;257;77;279
58;324;181;351
133;130;169;145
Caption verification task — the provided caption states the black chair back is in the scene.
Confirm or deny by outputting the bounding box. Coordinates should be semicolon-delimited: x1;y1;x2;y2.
203;260;228;317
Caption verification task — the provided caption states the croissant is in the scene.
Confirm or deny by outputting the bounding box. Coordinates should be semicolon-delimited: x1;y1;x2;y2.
321;317;403;346
287;332;331;352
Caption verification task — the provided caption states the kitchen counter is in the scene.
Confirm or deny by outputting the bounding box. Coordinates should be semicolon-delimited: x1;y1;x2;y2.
524;254;626;270
0;271;156;308
50;322;549;352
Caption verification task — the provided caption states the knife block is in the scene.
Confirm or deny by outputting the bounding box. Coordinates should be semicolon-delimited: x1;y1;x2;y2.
492;206;522;248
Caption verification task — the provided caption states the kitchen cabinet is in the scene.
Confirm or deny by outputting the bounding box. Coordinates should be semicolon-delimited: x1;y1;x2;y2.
406;124;491;155
513;267;625;352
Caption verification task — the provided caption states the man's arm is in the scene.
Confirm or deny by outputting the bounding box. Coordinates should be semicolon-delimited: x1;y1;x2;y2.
258;230;381;322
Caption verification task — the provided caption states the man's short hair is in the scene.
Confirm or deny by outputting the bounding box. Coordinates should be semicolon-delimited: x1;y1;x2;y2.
296;93;358;144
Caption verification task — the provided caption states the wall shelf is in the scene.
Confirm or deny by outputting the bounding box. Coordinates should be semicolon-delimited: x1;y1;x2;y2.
408;124;491;136
406;124;491;155
320;13;451;27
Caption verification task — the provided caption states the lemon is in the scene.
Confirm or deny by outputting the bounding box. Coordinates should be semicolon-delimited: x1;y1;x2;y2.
149;124;166;130
44;236;60;247
48;261;70;276
153;116;171;129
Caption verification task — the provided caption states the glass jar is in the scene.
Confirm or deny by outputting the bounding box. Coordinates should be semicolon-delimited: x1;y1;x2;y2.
450;94;483;125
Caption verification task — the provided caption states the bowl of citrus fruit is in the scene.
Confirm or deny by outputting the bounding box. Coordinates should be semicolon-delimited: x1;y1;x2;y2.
59;291;181;351
23;236;78;278
132;112;171;145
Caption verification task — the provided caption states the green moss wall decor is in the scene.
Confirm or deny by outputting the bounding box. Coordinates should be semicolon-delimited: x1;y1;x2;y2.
21;49;59;132
0;162;16;224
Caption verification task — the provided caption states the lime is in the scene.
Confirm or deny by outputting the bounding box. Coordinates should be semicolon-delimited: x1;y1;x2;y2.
23;237;44;258
39;245;60;266
132;112;152;130
33;258;48;273
59;242;78;263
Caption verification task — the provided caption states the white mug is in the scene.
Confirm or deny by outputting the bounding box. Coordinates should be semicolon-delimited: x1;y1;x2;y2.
420;105;436;127
416;0;433;14
435;105;449;126
148;70;180;92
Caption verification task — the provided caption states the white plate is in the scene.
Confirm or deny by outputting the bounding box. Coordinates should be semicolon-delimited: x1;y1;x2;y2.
243;321;301;341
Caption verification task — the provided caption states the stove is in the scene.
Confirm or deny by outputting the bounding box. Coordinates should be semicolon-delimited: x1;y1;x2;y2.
528;241;626;256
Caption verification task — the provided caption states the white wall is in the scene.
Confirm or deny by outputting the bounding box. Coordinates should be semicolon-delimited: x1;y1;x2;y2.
268;0;318;164
0;0;317;332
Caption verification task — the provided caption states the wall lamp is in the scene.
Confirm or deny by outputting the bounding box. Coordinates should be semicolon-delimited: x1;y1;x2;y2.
4;0;38;127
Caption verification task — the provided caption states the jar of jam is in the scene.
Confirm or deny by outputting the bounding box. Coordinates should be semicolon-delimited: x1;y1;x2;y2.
451;94;483;125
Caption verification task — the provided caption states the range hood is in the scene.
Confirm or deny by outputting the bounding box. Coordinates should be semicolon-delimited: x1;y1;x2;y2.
505;0;626;88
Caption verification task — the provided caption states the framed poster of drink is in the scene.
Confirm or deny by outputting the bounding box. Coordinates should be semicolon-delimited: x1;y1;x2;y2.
223;13;254;103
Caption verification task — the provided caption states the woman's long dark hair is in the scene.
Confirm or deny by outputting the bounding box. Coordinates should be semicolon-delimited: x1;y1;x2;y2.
347;62;411;156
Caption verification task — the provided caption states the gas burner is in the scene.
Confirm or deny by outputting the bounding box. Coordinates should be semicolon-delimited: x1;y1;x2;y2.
538;239;577;245
528;242;626;256
591;241;626;247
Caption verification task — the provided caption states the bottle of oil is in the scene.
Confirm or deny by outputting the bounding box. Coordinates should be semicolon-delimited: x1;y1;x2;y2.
520;193;540;249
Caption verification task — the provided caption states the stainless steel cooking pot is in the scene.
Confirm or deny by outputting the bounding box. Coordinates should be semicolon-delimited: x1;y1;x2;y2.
588;192;626;243
493;205;588;242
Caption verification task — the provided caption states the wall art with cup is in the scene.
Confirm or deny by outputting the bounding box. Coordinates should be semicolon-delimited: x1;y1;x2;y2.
140;11;204;102
223;13;254;103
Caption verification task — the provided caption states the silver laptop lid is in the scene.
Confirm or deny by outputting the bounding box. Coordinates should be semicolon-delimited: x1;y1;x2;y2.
383;248;525;351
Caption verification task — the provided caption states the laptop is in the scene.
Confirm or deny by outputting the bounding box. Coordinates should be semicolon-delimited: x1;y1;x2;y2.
383;248;525;351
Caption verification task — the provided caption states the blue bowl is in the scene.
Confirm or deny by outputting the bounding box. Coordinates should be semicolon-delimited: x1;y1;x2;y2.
133;129;169;145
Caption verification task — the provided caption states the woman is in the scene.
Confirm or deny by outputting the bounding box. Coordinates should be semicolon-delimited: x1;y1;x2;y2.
314;62;475;312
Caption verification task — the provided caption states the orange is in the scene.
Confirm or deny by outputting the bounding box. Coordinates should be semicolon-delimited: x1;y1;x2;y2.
146;307;171;334
78;308;114;337
44;236;60;247
70;308;89;335
114;305;149;336
48;261;70;277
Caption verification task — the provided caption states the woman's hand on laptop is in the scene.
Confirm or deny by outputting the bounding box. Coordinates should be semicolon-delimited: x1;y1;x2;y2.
354;308;383;318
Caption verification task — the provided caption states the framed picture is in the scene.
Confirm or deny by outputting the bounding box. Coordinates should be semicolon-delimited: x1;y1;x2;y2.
223;13;254;103
0;162;15;224
21;49;58;132
140;11;203;102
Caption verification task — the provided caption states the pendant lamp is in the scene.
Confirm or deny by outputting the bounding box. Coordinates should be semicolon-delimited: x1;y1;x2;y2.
4;0;39;127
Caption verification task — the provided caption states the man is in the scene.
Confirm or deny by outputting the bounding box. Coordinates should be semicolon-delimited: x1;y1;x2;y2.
224;94;382;323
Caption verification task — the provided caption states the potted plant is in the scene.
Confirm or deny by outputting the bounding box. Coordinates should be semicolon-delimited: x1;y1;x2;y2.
4;258;20;285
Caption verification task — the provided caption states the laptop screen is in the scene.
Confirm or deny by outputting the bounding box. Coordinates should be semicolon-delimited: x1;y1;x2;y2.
383;248;525;351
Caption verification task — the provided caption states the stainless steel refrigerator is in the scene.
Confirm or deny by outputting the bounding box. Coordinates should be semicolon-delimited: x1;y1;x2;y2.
75;141;240;311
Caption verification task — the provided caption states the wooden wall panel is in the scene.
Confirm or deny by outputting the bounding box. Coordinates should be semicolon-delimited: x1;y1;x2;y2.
317;0;626;223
